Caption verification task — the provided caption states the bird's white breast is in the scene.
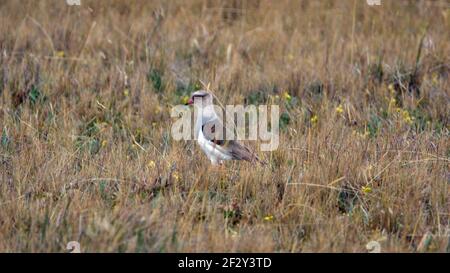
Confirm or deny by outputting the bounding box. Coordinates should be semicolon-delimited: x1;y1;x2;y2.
197;129;232;164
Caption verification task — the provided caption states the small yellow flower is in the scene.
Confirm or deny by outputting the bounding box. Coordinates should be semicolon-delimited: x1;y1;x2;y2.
335;104;344;114
101;140;108;147
172;172;180;182
402;110;409;118
402;110;414;125
148;160;156;169
431;73;439;85
362;186;372;194
55;51;65;58
181;96;189;105
287;53;294;61
283;91;292;102
263;215;274;221
152;122;157;127
310;115;318;125
123;89;129;97
388;83;395;93
404;117;413;125
275;95;280;100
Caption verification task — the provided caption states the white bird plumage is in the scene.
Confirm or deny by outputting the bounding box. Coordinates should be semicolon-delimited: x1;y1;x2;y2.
197;126;233;165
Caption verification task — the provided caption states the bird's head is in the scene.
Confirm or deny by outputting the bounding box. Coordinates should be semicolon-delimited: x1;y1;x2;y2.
185;90;213;106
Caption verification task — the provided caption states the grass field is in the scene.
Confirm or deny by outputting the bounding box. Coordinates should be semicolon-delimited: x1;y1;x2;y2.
0;0;449;252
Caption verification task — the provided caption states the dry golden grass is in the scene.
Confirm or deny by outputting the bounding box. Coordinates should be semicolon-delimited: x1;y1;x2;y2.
0;0;449;252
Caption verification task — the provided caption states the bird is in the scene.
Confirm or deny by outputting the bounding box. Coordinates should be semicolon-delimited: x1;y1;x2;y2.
185;90;264;165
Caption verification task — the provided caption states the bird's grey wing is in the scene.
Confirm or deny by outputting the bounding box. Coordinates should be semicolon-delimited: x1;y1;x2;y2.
227;140;260;162
202;120;263;163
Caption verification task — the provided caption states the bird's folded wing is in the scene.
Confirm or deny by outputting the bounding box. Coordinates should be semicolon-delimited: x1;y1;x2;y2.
201;120;260;162
201;119;227;146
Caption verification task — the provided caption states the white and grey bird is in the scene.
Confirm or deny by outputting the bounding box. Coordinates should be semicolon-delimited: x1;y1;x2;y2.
185;90;263;165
